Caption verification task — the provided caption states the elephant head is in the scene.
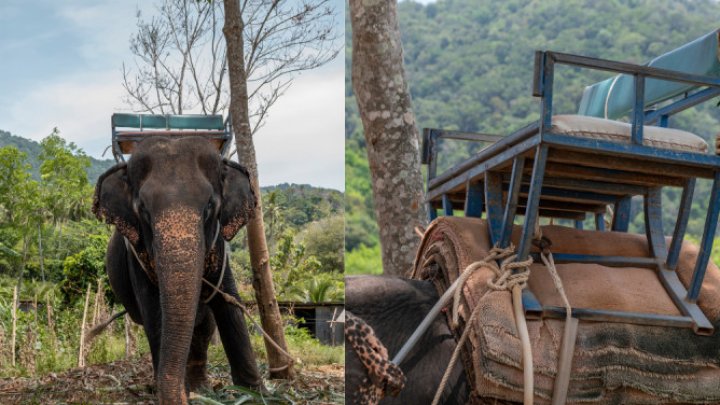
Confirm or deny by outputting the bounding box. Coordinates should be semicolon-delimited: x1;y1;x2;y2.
92;137;255;403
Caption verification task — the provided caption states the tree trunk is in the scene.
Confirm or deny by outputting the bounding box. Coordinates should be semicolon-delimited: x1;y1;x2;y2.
222;0;294;380
350;0;427;276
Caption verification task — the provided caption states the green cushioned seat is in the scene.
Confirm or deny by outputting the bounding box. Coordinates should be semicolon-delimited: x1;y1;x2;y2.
578;29;720;119
112;113;224;130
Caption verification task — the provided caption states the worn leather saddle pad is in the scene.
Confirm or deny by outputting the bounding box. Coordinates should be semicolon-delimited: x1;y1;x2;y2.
411;217;720;404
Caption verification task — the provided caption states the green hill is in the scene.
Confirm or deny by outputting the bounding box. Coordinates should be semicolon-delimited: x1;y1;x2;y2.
346;0;720;272
0;130;115;183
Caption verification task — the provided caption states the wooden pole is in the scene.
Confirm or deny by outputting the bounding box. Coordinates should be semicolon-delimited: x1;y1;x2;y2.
78;283;92;367
11;285;17;367
46;292;56;352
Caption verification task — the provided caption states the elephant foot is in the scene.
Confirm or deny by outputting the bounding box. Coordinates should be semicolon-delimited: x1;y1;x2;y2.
186;361;210;392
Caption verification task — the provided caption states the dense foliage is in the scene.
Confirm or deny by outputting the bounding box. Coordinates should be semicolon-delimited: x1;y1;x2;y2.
346;0;720;273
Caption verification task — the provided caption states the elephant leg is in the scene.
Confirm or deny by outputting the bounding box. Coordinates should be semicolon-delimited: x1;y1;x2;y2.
186;307;215;392
106;231;143;324
208;268;261;388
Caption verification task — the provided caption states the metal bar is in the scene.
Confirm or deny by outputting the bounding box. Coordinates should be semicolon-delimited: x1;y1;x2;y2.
541;52;555;129
464;181;484;218
659;114;669;128
574;220;584;229
485;172;504;245
442;194;453;216
428;122;540;189
644;187;667;261
688;170;720;301
427;130;439;181
423;128;504;143
428;203;437;221
657;265;714;335
426;135;541;201
518;145;549;260
548;51;720;89
421;128;432;165
530;253;657;268
532;50;544;97
595;212;606;231
631;74;645;145
666;178;695;270
522;290;543;318
543;133;720;175
542;306;696;330
500;157;526;247
645;87;720;125
612;196;632;232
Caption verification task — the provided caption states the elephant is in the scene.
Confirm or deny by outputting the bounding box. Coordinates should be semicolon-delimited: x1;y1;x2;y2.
345;275;474;405
93;136;260;404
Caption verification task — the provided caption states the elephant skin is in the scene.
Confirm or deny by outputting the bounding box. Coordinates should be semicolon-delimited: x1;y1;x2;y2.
345;275;471;405
93;137;260;404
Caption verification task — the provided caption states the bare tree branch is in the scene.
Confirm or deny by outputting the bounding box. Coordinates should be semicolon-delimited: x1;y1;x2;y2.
123;0;339;134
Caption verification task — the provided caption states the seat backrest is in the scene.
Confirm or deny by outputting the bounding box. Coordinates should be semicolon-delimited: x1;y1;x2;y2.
577;29;720;119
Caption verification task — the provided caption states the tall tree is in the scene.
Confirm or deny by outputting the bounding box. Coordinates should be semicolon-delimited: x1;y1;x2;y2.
349;0;427;276
222;0;339;380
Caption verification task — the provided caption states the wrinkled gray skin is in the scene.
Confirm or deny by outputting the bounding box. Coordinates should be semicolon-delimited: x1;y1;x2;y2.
93;137;260;405
345;275;471;405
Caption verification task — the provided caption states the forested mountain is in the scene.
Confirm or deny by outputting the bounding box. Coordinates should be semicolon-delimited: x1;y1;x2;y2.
0;130;114;182
346;0;720;273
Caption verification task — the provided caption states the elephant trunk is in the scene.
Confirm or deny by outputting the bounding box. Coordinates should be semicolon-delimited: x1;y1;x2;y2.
153;208;205;405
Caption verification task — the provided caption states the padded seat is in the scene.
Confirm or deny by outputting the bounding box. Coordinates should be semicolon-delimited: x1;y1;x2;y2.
551;114;709;153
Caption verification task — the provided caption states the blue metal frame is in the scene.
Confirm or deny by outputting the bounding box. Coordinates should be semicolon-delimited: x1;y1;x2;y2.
419;48;720;335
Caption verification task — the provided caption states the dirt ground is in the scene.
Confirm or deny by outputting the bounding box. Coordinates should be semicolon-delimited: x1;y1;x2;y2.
0;355;345;404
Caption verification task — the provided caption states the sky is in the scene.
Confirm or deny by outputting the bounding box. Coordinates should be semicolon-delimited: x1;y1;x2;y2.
0;0;344;191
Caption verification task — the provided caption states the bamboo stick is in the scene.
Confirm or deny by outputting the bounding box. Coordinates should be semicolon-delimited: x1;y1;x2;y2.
78;283;92;367
11;285;17;367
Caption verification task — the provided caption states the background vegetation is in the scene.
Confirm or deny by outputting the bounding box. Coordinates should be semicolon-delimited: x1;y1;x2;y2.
346;0;720;274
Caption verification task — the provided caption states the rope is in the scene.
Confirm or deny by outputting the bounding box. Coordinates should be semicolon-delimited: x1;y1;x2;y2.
201;278;297;366
202;223;225;304
435;245;533;405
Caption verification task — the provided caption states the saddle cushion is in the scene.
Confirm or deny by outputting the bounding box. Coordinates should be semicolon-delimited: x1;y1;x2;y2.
412;217;720;404
551;114;708;153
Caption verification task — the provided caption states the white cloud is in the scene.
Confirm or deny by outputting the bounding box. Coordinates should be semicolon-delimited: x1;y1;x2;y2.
254;64;345;191
0;71;125;157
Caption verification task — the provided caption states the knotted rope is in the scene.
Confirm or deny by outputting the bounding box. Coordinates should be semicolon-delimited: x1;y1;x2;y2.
434;245;533;405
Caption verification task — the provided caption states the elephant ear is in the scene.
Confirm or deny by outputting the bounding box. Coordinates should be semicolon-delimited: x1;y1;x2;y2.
220;159;257;241
92;163;140;244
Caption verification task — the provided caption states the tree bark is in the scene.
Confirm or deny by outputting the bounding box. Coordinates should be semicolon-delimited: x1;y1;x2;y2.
350;0;427;276
222;0;294;379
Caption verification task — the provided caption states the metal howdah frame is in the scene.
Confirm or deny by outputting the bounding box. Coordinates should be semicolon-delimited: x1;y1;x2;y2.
422;50;720;335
